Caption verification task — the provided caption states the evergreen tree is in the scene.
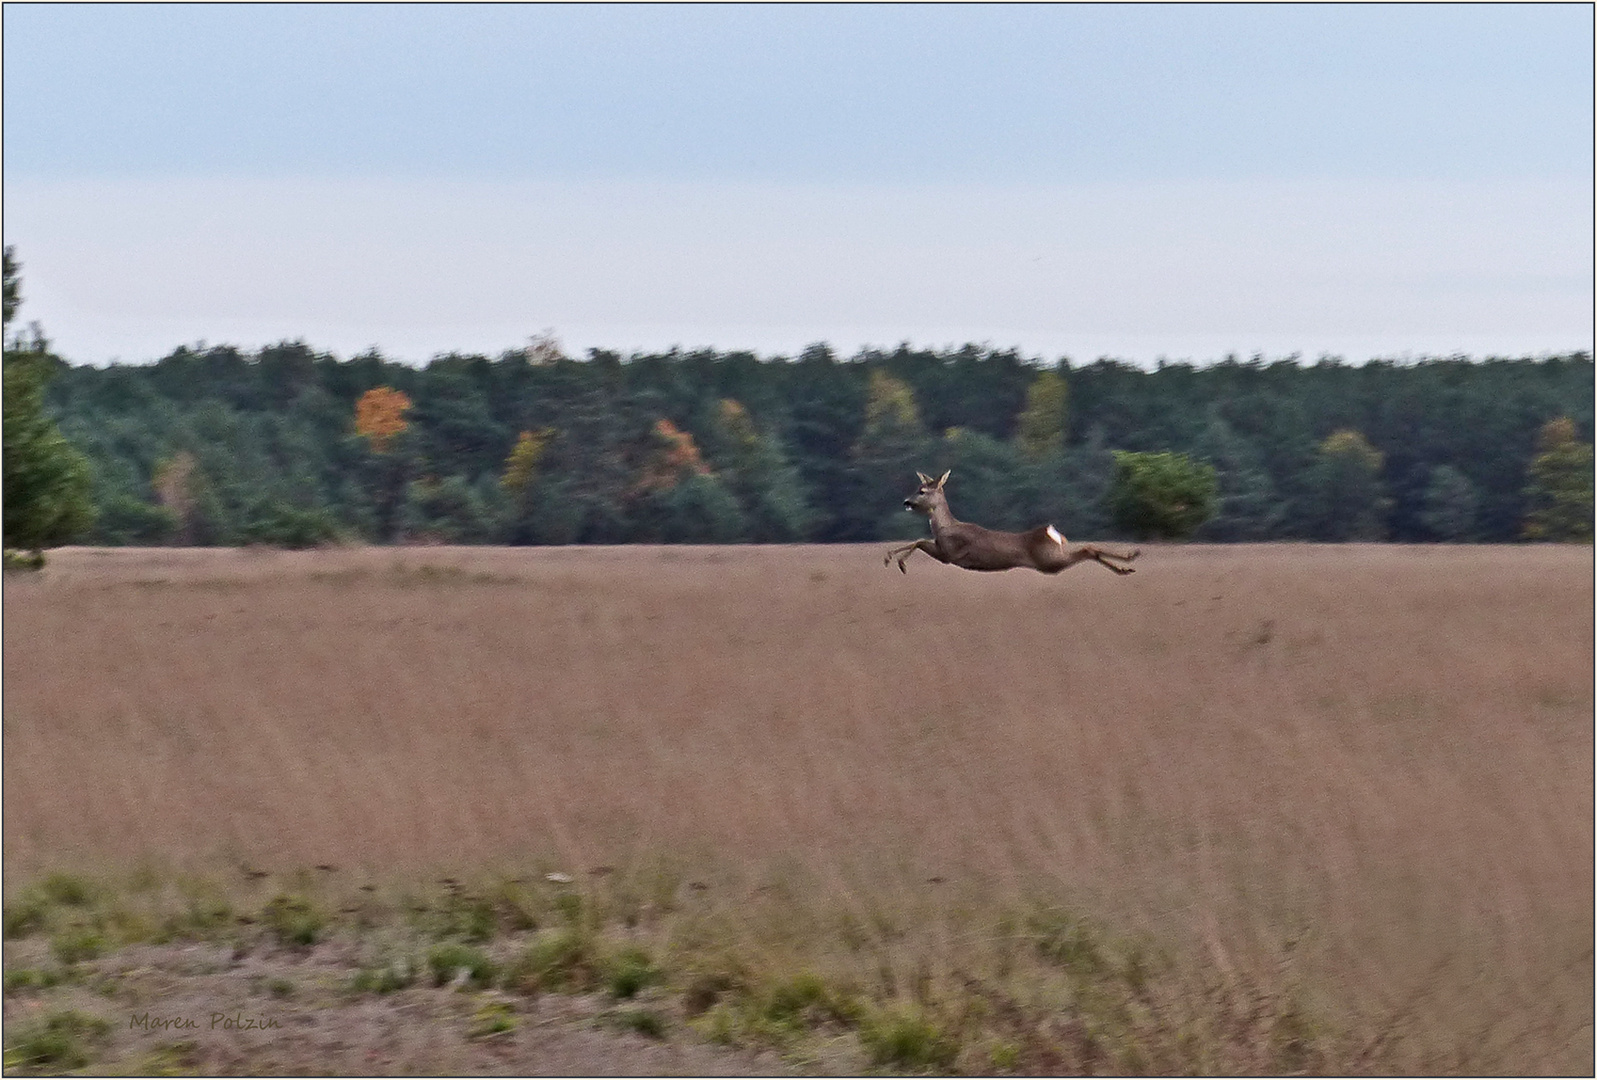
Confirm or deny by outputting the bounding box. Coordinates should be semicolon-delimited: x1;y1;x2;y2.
1193;414;1284;541
1304;429;1391;541
852;370;932;540
941;427;1034;531
1419;465;1481;542
2;250;94;559
4;346;95;557
1522;417;1594;542
707;400;814;542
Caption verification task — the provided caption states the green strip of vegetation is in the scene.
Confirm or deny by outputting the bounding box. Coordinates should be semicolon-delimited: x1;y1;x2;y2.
2;864;1396;1075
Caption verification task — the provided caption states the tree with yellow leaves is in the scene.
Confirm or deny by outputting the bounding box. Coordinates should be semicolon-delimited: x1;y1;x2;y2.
1015;368;1068;460
501;428;554;495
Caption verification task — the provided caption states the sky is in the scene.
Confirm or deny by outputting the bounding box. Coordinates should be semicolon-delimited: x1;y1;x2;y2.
3;3;1592;367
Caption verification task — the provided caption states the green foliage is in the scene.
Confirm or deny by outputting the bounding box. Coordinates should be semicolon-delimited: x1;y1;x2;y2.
608;1007;667;1039
350;955;418;994
429;890;499;943
853;370;932;540
639;471;747;543
1015;367;1068;459
90;494;177;545
469;999;518;1038
1194;414;1283;540
1522;417;1594;542
1108;451;1218;540
50;923;105;965
1419;465;1481;541
4;967;63;994
4;889;51;939
3;1009;111;1074
16;327;1594;547
706;400;815;541
261;893;323;947
941;428;1035;533
427;942;496;988
403;475;494;543
2;253;93;557
504;927;601;993
4;348;94;554
605;945;660;999
1305;429;1392;540
858;1003;959;1071
139;1040;200;1077
757;970;859;1027
4;549;46;571
3;246;20;326
238;499;341;548
38;874;95;907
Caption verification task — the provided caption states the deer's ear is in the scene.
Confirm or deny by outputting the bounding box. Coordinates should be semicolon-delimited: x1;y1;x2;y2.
916;471;931;484
937;470;951;488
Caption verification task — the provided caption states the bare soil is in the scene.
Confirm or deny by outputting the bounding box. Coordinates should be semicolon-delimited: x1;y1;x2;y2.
3;936;801;1076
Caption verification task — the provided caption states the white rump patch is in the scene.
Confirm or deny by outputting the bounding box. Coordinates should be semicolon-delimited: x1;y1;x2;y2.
1046;525;1064;546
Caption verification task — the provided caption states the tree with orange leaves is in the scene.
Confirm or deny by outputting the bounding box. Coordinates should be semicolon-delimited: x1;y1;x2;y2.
636;418;710;493
353;386;413;540
354;386;412;453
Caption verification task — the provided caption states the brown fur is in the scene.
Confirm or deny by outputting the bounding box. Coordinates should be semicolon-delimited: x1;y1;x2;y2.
885;470;1140;575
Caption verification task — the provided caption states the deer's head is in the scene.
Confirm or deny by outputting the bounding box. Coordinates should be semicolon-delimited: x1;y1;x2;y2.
904;470;951;515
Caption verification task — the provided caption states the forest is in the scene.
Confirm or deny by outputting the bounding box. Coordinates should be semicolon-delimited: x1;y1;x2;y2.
4;254;1593;550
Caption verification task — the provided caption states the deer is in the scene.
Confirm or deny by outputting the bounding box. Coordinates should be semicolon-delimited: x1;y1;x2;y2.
885;470;1140;576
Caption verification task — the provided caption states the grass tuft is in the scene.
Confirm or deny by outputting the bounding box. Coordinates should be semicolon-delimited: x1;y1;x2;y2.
50;922;106;965
608;1007;667;1040
503;927;600;994
349;955;418;995
859;1003;959;1071
468;999;518;1039
605;945;660;999
3;1009;112;1074
427;942;497;988
262;893;323;948
140;1039;200;1077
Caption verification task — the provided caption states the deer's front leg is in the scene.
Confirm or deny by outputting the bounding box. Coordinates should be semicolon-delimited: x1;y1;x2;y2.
885;538;946;573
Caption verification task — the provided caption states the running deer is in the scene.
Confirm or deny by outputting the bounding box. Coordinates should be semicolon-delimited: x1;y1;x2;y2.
884;470;1139;576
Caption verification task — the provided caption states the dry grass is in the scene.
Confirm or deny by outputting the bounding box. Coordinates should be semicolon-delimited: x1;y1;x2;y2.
4;542;1592;1072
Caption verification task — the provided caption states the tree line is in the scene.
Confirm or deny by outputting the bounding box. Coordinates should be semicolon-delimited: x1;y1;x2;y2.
4;251;1593;553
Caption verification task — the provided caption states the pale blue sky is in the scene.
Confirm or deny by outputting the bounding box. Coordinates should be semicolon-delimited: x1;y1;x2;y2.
3;3;1592;365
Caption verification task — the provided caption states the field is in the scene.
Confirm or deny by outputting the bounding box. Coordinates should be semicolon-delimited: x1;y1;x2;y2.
4;542;1592;1074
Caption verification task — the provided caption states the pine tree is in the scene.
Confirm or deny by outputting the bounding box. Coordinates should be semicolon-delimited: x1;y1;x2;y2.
2;249;94;560
1522;417;1594;542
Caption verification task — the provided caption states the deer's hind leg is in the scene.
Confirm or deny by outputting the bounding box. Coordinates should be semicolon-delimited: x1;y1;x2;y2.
1084;545;1139;574
885;539;946;573
1062;544;1140;575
